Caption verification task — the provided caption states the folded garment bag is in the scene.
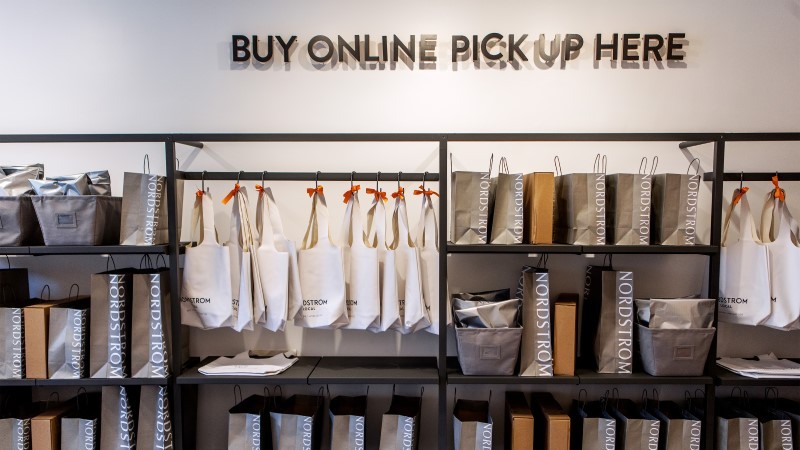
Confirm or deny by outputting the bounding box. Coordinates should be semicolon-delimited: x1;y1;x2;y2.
366;187;401;332
255;185;290;332
181;189;235;329
296;185;348;329
718;188;771;326
390;187;430;333
760;189;800;330
414;186;447;334
340;185;381;330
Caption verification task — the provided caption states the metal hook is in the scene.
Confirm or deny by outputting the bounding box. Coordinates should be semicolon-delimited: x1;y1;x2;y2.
236;171;243;184
376;171;381;191
315;171;320;189
397;171;402;189
201;170;207;192
143;154;151;174
261;171;266;187
423;171;428;190
350;171;355;189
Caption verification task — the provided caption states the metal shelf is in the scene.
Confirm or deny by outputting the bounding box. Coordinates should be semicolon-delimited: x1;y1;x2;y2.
576;369;712;385
33;377;170;386
447;244;582;254
447;244;718;255
27;245;170;255
308;357;439;385
713;365;800;387
176;357;320;385
0;379;36;387
445;358;578;384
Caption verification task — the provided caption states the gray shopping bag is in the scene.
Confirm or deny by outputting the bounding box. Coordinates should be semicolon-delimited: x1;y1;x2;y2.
775;398;800;450
453;397;493;450
651;159;701;245
120;160;169;245
100;386;138;450
329;393;367;450
594;270;635;373
451;156;491;244
379;392;422;450
520;265;553;376
609;398;660;450
48;300;89;379
0;418;31;450
270;393;324;450
606;158;655;245
716;400;759;450
578;262;612;368
570;399;616;450
228;391;273;450
0;307;24;379
553;155;607;245
131;266;171;378
490;157;524;244
137;386;173;450
61;392;101;450
90;268;134;378
647;400;702;450
750;401;795;450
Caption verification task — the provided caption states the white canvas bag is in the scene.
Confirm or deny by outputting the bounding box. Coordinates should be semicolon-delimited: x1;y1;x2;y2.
414;186;449;335
296;186;349;329
760;191;800;330
719;188;771;326
226;185;255;332
181;189;235;329
390;187;430;334
341;185;381;330
366;188;401;332
255;185;290;331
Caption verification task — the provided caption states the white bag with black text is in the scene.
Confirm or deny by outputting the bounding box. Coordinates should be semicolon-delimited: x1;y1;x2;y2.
225;185;254;332
255;185;291;332
341;185;381;330
390;187;430;334
760;189;800;330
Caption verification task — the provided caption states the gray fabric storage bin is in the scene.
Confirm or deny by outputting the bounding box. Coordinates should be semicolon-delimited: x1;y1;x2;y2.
31;196;122;245
455;327;522;375
0;197;42;246
637;324;714;376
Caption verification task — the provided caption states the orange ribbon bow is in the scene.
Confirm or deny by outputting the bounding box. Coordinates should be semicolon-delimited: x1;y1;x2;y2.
307;185;324;197
413;185;440;198
366;187;387;202
343;185;361;204
255;184;266;194
772;175;785;202
196;189;205;198
392;187;405;200
221;183;240;205
732;186;749;206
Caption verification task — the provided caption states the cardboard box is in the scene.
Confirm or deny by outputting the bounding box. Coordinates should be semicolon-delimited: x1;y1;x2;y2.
553;294;578;376
505;392;534;450
531;392;570;450
24;297;88;379
32;401;74;450
523;172;555;244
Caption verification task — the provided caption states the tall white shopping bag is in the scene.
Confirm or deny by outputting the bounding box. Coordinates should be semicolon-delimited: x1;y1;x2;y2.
296;185;349;329
181;189;235;329
719;187;771;326
255;185;290;331
390;186;430;334
341;185;381;330
366;187;401;332
414;185;449;335
224;184;255;332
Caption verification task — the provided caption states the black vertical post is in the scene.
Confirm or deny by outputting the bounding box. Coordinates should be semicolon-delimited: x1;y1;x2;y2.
438;137;448;450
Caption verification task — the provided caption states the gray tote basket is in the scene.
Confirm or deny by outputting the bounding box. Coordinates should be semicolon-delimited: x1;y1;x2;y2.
637;324;714;376
455;327;522;376
31;195;122;245
0;197;42;246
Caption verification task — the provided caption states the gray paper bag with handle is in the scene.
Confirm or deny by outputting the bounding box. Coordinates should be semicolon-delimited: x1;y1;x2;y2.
329;394;367;450
520;266;553;376
0;307;24;379
453;398;493;450
0;418;30;450
450;156;491;244
137;386;173;450
270;393;324;450
651;159;701;245
228;391;278;450
571;399;616;450
647;400;702;450
490;157;524;244
609;399;660;450
100;386;137;450
379;393;422;450
90;269;134;378
607;157;655;245
553;155;607;245
120;156;169;245
61;392;100;450
48;304;89;379
594;270;635;374
131;267;171;378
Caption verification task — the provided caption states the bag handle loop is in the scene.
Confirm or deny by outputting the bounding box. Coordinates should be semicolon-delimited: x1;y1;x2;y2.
143;154;151;175
554;156;563;176
499;157;509;175
639;157;648;175
106;255;117;272
156;254;167;269
40;284;51;300
686;158;701;175
233;385;242;405
650;156;659;175
69;283;80;299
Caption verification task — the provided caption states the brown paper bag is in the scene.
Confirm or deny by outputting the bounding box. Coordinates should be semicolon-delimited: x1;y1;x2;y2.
523;172;555;244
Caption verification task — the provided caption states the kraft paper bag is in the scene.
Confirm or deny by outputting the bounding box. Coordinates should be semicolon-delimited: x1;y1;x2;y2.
523;172;555;244
594;270;635;374
450;159;491;244
137;386;173;450
366;188;401;332
553;155;607;245
718;188;771;326
0;307;25;379
716;401;760;450
131;268;171;378
609;399;660;450
647;400;702;450
504;392;534;450
415;188;447;335
379;393;422;450
255;185;290;332
226;185;255;332
270;393;324;450
61;392;101;450
181;189;235;329
570;399;616;450
490;157;524;244
329;394;367;450
651;161;701;245
759;196;800;330
90;268;134;378
119;164;169;245
606;158;654;245
48;303;89;379
453;398;493;450
100;386;138;450
340;186;380;330
296;187;348;329
390;188;429;333
520;268;553;377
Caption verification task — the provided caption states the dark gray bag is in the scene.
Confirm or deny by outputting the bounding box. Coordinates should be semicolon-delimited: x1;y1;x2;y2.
100;386;138;450
329;392;367;450
270;392;324;450
606;157;655;245
774;398;800;450
637;325;715;376
379;390;423;450
138;385;174;450
520;264;553;377
61;391;101;450
651;159;701;245
0;197;42;246
570;397;616;450
90;268;134;378
716;400;760;450
647;400;702;450
0;395;38;450
451;156;491;244
594;270;635;374
553;155;607;245
609;398;660;450
453;396;493;450
489;157;524;244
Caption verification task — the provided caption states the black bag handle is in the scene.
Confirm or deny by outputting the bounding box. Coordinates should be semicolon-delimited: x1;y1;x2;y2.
272;385;283;409
650;156;659;175
46;392;60;409
76;387;88;413
233;385;242;405
3;255;10;270
639;157;648;175
106;255;117;272
40;284;51;300
537;253;549;269
687;158;701;175
156;254;168;269
139;254;154;270
577;389;588;411
68;284;80;299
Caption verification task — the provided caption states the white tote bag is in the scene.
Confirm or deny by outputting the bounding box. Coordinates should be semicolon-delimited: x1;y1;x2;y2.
390;187;430;334
366;188;401;332
760;193;800;330
255;186;290;332
719;188;771;326
296;186;349;329
226;185;255;332
181;189;235;329
341;185;381;330
414;186;449;335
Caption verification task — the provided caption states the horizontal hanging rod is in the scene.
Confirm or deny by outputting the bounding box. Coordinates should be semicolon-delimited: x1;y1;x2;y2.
178;171;440;182
703;172;800;182
679;140;714;149
176;141;204;149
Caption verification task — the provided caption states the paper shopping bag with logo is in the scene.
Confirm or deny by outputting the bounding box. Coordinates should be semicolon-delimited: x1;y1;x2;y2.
520;267;553;377
490;157;524;244
606;157;655;245
61;392;100;450
379;392;422;450
228;390;281;450
119;157;170;245
570;399;616;450
100;386;138;450
270;393;324;450
131;266;171;379
453;397;493;450
450;157;491;244
0;306;25;379
594;270;635;374
137;385;173;450
48;299;89;379
646;400;702;450
0;402;36;450
716;399;760;450
341;186;380;330
90;268;134;378
609;398;660;450
553;155;607;245
651;160;701;245
329;393;367;450
390;187;429;333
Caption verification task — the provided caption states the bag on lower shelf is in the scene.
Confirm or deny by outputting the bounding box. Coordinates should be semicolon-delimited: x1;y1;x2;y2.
637;324;715;376
716;399;760;450
608;398;660;450
270;392;324;450
47;299;89;379
453;396;493;450
329;392;368;450
520;266;553;377
570;398;616;450
100;386;138;450
0;408;35;450
646;400;702;450
61;392;100;450
90;268;134;378
228;393;268;450
379;391;423;450
137;385;173;450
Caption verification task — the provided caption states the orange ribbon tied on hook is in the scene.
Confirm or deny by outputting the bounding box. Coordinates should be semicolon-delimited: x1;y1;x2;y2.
366;188;387;202
772;175;785;202
221;183;240;205
413;185;440;198
392;187;405;200
255;184;266;194
343;185;361;204
307;185;324;197
732;186;749;206
195;189;205;198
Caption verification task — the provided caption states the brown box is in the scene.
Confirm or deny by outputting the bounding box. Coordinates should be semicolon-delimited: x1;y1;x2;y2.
523;172;555;244
505;392;534;450
32;401;74;450
531;392;570;450
553;294;578;376
24;297;87;379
